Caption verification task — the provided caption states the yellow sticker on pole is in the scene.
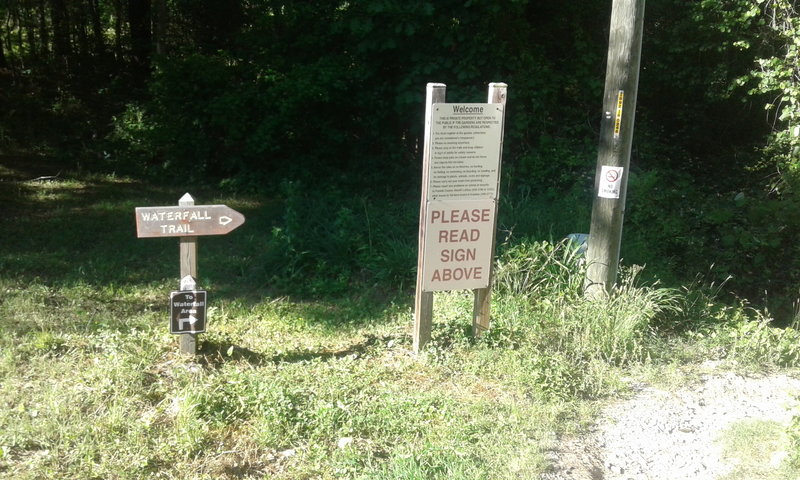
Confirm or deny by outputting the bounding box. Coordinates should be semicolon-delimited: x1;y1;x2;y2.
613;90;624;139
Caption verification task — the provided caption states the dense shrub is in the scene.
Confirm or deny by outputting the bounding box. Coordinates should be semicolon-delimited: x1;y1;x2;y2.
624;167;800;321
264;181;418;295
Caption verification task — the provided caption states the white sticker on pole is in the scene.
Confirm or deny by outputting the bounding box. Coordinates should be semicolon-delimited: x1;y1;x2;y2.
598;166;624;199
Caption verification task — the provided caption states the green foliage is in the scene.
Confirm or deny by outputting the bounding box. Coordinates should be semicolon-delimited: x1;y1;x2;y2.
624;166;800;321
4;171;800;478
708;319;800;367
434;240;682;400
495;241;680;365
640;0;770;175
740;0;800;193
719;419;796;480
493;239;586;301
101;0;611;189
267;181;417;295
6;0;800;320
790;409;800;468
571;267;679;363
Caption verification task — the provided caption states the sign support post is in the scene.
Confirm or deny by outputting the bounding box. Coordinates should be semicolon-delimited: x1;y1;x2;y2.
585;0;645;299
472;82;507;336
413;83;445;353
178;193;198;354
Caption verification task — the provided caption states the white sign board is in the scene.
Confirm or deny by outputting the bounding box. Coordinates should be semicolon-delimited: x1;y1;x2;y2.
598;166;624;199
422;198;495;291
428;103;505;200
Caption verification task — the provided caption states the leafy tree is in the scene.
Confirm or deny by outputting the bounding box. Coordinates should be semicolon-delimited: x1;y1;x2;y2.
743;0;800;193
112;0;611;187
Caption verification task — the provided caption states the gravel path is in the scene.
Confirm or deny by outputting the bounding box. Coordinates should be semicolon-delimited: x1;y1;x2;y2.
541;366;800;479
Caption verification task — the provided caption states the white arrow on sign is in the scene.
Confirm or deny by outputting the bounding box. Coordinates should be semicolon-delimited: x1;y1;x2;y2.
178;314;199;330
219;216;232;226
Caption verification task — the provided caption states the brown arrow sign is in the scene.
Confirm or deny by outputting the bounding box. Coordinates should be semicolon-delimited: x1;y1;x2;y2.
135;204;245;238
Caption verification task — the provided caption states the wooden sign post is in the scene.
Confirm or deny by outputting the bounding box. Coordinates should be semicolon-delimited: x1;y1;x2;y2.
135;193;245;355
413;83;508;352
178;193;199;354
473;83;508;335
585;0;645;299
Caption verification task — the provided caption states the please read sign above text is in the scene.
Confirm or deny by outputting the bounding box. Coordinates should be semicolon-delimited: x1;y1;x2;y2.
422;199;495;291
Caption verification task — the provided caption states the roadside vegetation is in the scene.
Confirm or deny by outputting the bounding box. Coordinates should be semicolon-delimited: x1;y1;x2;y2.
2;166;800;479
4;1;800;477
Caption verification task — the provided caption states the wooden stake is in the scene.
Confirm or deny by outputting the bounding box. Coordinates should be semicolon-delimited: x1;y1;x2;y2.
585;0;646;299
179;193;198;354
413;83;446;353
472;82;508;336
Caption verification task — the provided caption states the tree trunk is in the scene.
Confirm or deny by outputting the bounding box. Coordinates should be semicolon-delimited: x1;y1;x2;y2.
23;6;37;60
2;11;12;68
0;35;7;68
113;0;122;60
88;0;104;55
39;0;49;58
128;0;151;72
13;7;23;59
50;0;71;63
75;3;89;59
153;0;167;55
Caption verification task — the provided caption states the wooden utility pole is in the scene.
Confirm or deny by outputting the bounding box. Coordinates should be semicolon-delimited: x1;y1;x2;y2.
585;0;646;299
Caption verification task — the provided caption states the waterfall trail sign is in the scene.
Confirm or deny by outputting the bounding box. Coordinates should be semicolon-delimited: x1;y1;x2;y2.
135;193;246;355
135;204;245;238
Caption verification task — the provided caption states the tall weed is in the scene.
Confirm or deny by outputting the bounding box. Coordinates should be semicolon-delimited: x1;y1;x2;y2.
492;240;680;365
566;266;681;364
431;240;684;399
709;318;800;368
493;239;585;302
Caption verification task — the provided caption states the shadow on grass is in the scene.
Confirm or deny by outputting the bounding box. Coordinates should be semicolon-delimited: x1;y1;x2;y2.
0;155;413;333
0;155;272;288
198;333;401;369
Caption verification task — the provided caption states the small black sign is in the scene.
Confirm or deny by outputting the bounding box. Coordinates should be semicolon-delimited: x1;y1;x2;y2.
170;290;207;334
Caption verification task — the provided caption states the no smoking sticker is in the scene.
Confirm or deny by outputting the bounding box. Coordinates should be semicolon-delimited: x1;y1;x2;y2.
599;166;624;199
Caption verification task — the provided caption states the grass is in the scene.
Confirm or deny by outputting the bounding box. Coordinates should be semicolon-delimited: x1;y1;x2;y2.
718;419;796;480
0;285;573;479
2;159;800;478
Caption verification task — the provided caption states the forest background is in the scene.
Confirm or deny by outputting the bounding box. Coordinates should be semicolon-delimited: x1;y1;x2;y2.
2;0;800;320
